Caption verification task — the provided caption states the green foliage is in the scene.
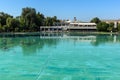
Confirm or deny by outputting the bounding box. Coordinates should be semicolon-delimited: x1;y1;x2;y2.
0;23;3;32
2;25;8;32
44;16;60;26
20;7;60;31
0;12;13;26
90;17;101;24
107;22;114;32
0;7;60;32
118;23;120;32
97;22;109;32
36;12;45;26
6;17;20;32
21;7;37;31
45;17;53;26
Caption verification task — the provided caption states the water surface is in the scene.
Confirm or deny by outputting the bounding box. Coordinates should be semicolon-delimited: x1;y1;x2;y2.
0;33;120;80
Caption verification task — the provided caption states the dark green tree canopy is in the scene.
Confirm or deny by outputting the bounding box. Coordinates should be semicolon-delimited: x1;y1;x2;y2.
107;22;114;32
90;17;101;24
97;22;109;31
36;12;45;26
6;17;20;32
118;23;120;32
21;7;37;29
0;12;13;26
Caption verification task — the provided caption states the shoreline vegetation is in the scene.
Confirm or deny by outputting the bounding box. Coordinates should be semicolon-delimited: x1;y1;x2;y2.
0;7;120;33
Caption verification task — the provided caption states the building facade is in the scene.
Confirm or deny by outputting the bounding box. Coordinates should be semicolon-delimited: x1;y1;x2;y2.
63;20;97;31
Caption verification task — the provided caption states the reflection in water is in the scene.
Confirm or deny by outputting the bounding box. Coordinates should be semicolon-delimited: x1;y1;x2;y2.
91;34;120;46
0;33;120;55
0;36;59;55
20;37;59;55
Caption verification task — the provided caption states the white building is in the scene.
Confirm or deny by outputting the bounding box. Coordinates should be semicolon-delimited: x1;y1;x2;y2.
64;22;97;31
69;22;96;27
40;20;97;31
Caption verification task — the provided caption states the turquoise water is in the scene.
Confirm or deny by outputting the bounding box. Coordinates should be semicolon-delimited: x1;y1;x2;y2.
0;33;120;80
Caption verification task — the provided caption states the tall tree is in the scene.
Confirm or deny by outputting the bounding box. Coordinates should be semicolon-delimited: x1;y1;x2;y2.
36;12;45;26
0;12;13;26
90;17;101;24
21;7;37;31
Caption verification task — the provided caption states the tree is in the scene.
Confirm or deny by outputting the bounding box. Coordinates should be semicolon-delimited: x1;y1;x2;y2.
19;17;26;32
0;12;13;26
52;16;60;26
97;22;109;31
6;17;20;32
0;7;62;32
21;7;37;31
118;23;120;32
36;12;45;26
44;16;60;26
107;22;114;32
0;23;3;32
90;17;101;24
44;17;53;26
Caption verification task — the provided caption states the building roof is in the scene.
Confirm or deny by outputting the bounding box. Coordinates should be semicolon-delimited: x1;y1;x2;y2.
70;22;96;25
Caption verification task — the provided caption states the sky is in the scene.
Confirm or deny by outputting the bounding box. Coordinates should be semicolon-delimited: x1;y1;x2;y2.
0;0;120;21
